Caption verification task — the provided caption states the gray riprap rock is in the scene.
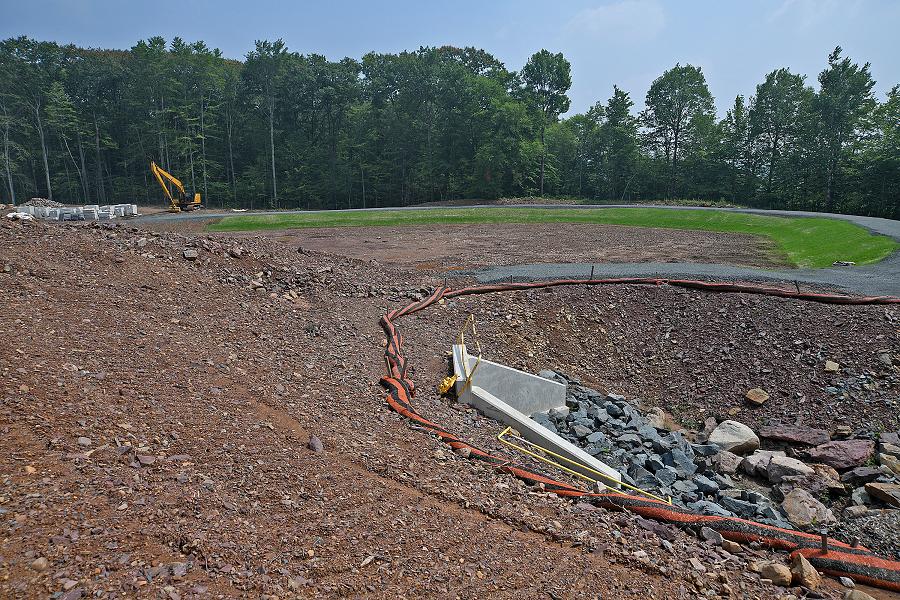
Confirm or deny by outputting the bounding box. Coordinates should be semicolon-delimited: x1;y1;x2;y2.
720;496;756;519
570;424;593;439
692;474;719;495
690;500;733;518
637;424;660;442
182;248;199;260
604;401;624;418
690;443;721;457
707;420;759;454
586;431;607;445
655;466;678;486
808;439;875;470
712;472;734;490
781;488;836;530
631;468;659;490
673;479;698;495
645;454;665;473
617;433;643;448
663;448;697;477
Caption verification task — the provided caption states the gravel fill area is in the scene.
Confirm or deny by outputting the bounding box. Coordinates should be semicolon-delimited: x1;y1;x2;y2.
2;214;899;600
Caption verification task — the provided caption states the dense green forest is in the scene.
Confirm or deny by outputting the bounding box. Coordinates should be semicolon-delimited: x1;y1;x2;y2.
1;36;898;217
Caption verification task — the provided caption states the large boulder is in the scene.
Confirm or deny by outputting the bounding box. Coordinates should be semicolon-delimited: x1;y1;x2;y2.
807;439;874;470
781;488;836;530
707;420;759;454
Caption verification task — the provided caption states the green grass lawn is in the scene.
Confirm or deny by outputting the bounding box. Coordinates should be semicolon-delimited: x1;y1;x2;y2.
206;207;897;269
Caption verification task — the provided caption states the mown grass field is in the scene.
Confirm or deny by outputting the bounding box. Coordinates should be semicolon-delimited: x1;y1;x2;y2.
206;207;897;269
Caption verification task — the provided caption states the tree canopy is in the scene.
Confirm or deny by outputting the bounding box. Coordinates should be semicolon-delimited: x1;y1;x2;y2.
0;38;897;218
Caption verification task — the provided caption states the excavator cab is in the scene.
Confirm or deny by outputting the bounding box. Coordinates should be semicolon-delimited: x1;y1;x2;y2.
151;161;203;212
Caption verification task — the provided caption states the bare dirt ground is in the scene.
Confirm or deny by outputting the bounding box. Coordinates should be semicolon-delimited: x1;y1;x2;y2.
247;223;790;272
2;208;899;600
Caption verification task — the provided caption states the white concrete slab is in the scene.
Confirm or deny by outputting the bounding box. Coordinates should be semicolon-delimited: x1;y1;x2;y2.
451;343;620;487
452;344;565;415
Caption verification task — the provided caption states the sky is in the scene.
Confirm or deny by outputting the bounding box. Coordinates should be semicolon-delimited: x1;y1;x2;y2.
2;0;898;119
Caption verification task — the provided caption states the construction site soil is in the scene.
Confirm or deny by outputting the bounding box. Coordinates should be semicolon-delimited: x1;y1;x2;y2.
2;208;899;600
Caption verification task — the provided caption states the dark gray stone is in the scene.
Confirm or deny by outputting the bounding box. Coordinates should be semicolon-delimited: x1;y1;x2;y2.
673;479;698;495
693;474;719;495
646;455;665;473
570;424;593;439
604;402;624;418
663;448;698;477
655;466;678;486
690;500;734;518
840;466;883;486
586;431;608;445
618;433;642;448
720;497;756;519
690;444;721;457
637;424;661;442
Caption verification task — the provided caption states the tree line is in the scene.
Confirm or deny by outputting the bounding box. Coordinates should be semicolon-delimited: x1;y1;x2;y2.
1;35;897;217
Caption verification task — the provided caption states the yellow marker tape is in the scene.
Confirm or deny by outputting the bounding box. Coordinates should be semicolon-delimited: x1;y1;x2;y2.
497;426;672;505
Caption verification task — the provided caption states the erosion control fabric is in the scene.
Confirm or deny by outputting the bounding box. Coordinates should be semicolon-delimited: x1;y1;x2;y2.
378;279;900;592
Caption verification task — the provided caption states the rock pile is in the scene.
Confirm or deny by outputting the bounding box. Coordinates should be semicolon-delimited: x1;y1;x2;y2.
530;370;900;549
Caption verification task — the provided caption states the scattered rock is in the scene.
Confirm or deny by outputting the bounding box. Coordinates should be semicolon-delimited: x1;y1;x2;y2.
840;466;882;486
183;248;199;260
824;360;840;373
711;450;742;475
790;552;821;590
760;562;792;586
843;591;875;600
741;450;785;477
766;455;815;484
707;420;759;454
807;439;875;470
308;435;324;452
781;488;836;530
76;437;92;447
700;526;723;546
30;556;50;572
759;425;830;446
879;453;900;477
745;388;769;405
864;482;900;508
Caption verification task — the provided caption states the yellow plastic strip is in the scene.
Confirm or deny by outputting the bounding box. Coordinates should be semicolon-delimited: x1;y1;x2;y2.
497;427;672;505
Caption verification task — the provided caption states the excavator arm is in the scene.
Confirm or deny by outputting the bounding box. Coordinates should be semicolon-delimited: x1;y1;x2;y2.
150;161;201;212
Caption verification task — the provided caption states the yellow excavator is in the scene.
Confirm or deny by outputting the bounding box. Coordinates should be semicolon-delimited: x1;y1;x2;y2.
151;161;203;212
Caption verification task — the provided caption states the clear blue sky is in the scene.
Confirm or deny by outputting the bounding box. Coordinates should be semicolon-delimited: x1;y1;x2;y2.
3;0;897;118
